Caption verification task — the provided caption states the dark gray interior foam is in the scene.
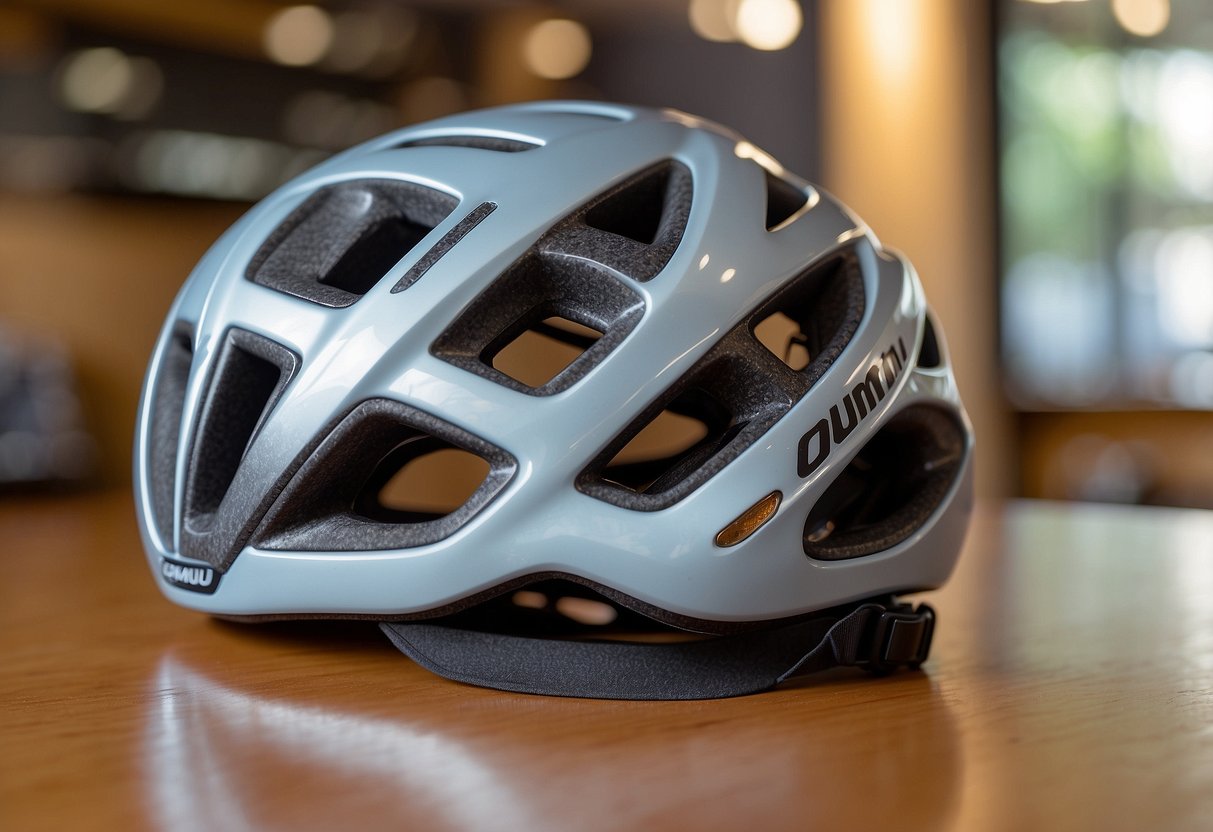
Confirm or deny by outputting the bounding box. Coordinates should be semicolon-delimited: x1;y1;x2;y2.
803;405;967;560
247;179;458;307
431;250;645;396
179;328;299;566
148;323;193;546
541;160;693;282
577;332;800;511
750;251;865;389
584;165;670;244
577;249;866;512
764;170;809;231
253;398;517;552
392;202;496;294
394;135;540;153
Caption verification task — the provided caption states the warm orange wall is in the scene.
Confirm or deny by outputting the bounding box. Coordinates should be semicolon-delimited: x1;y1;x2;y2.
818;0;1012;499
0;194;246;484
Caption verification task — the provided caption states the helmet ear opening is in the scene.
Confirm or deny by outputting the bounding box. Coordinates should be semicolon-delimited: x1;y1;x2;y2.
803;405;966;561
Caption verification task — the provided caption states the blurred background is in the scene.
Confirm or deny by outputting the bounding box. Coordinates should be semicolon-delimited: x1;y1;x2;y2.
0;0;1208;508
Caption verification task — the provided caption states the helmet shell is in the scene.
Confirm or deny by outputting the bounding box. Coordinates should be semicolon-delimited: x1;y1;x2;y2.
135;101;973;625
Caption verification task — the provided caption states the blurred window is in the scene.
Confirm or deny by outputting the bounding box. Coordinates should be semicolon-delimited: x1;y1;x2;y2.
1000;0;1213;409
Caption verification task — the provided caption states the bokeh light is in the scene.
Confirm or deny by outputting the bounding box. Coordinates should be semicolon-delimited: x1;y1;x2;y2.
263;5;334;67
523;19;592;80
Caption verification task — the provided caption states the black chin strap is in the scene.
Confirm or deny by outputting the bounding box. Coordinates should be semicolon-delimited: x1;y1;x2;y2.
380;600;935;701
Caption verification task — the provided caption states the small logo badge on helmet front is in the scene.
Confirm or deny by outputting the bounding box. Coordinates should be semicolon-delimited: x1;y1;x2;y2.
160;556;220;595
797;338;908;478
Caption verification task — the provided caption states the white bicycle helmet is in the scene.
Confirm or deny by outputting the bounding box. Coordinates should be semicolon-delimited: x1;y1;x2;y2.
135;101;973;699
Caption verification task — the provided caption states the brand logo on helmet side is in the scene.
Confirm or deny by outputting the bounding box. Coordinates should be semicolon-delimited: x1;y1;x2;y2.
797;338;908;478
160;556;220;595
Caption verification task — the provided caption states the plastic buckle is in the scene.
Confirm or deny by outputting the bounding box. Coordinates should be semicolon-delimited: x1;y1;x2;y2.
860;604;935;674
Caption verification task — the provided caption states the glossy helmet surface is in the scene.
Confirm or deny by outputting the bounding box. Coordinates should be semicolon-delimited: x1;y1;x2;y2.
135;101;972;640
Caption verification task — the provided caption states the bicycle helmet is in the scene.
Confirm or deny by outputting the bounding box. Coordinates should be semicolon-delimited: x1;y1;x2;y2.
135;101;973;699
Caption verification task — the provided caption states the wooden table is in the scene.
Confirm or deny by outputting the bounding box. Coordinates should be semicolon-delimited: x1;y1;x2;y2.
2;493;1211;831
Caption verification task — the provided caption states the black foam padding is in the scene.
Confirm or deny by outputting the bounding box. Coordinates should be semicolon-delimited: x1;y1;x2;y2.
392;202;496;294
247;179;458;307
764;170;809;231
431;250;645;396
148;324;193;545
803;405;967;560
577;249;866;512
541;160;693;282
252;398;516;552
394;135;539;153
179;329;298;566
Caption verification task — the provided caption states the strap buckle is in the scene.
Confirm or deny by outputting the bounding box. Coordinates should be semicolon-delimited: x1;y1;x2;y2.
858;603;935;674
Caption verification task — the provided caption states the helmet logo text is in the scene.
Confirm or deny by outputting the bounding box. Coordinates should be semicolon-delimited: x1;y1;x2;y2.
797;338;907;478
160;556;221;595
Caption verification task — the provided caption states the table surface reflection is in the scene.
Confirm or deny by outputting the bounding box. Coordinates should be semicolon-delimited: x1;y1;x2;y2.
1;493;1211;831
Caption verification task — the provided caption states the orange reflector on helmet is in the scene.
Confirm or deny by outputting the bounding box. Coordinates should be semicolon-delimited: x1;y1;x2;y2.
715;491;781;547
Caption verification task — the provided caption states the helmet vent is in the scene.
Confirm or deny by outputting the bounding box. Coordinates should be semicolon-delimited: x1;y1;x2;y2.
577;349;795;510
803;405;966;561
749;250;866;384
432;251;644;396
395;134;540;152
183;329;298;535
147;323;193;546
579;250;865;511
753;311;812;372
599;389;734;495
584;164;673;245
541;160;692;282
491;316;603;389
918;313;942;369
542;107;626;122
253;398;516;552
358;440;492;522
764;171;810;231
247;179;458;308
